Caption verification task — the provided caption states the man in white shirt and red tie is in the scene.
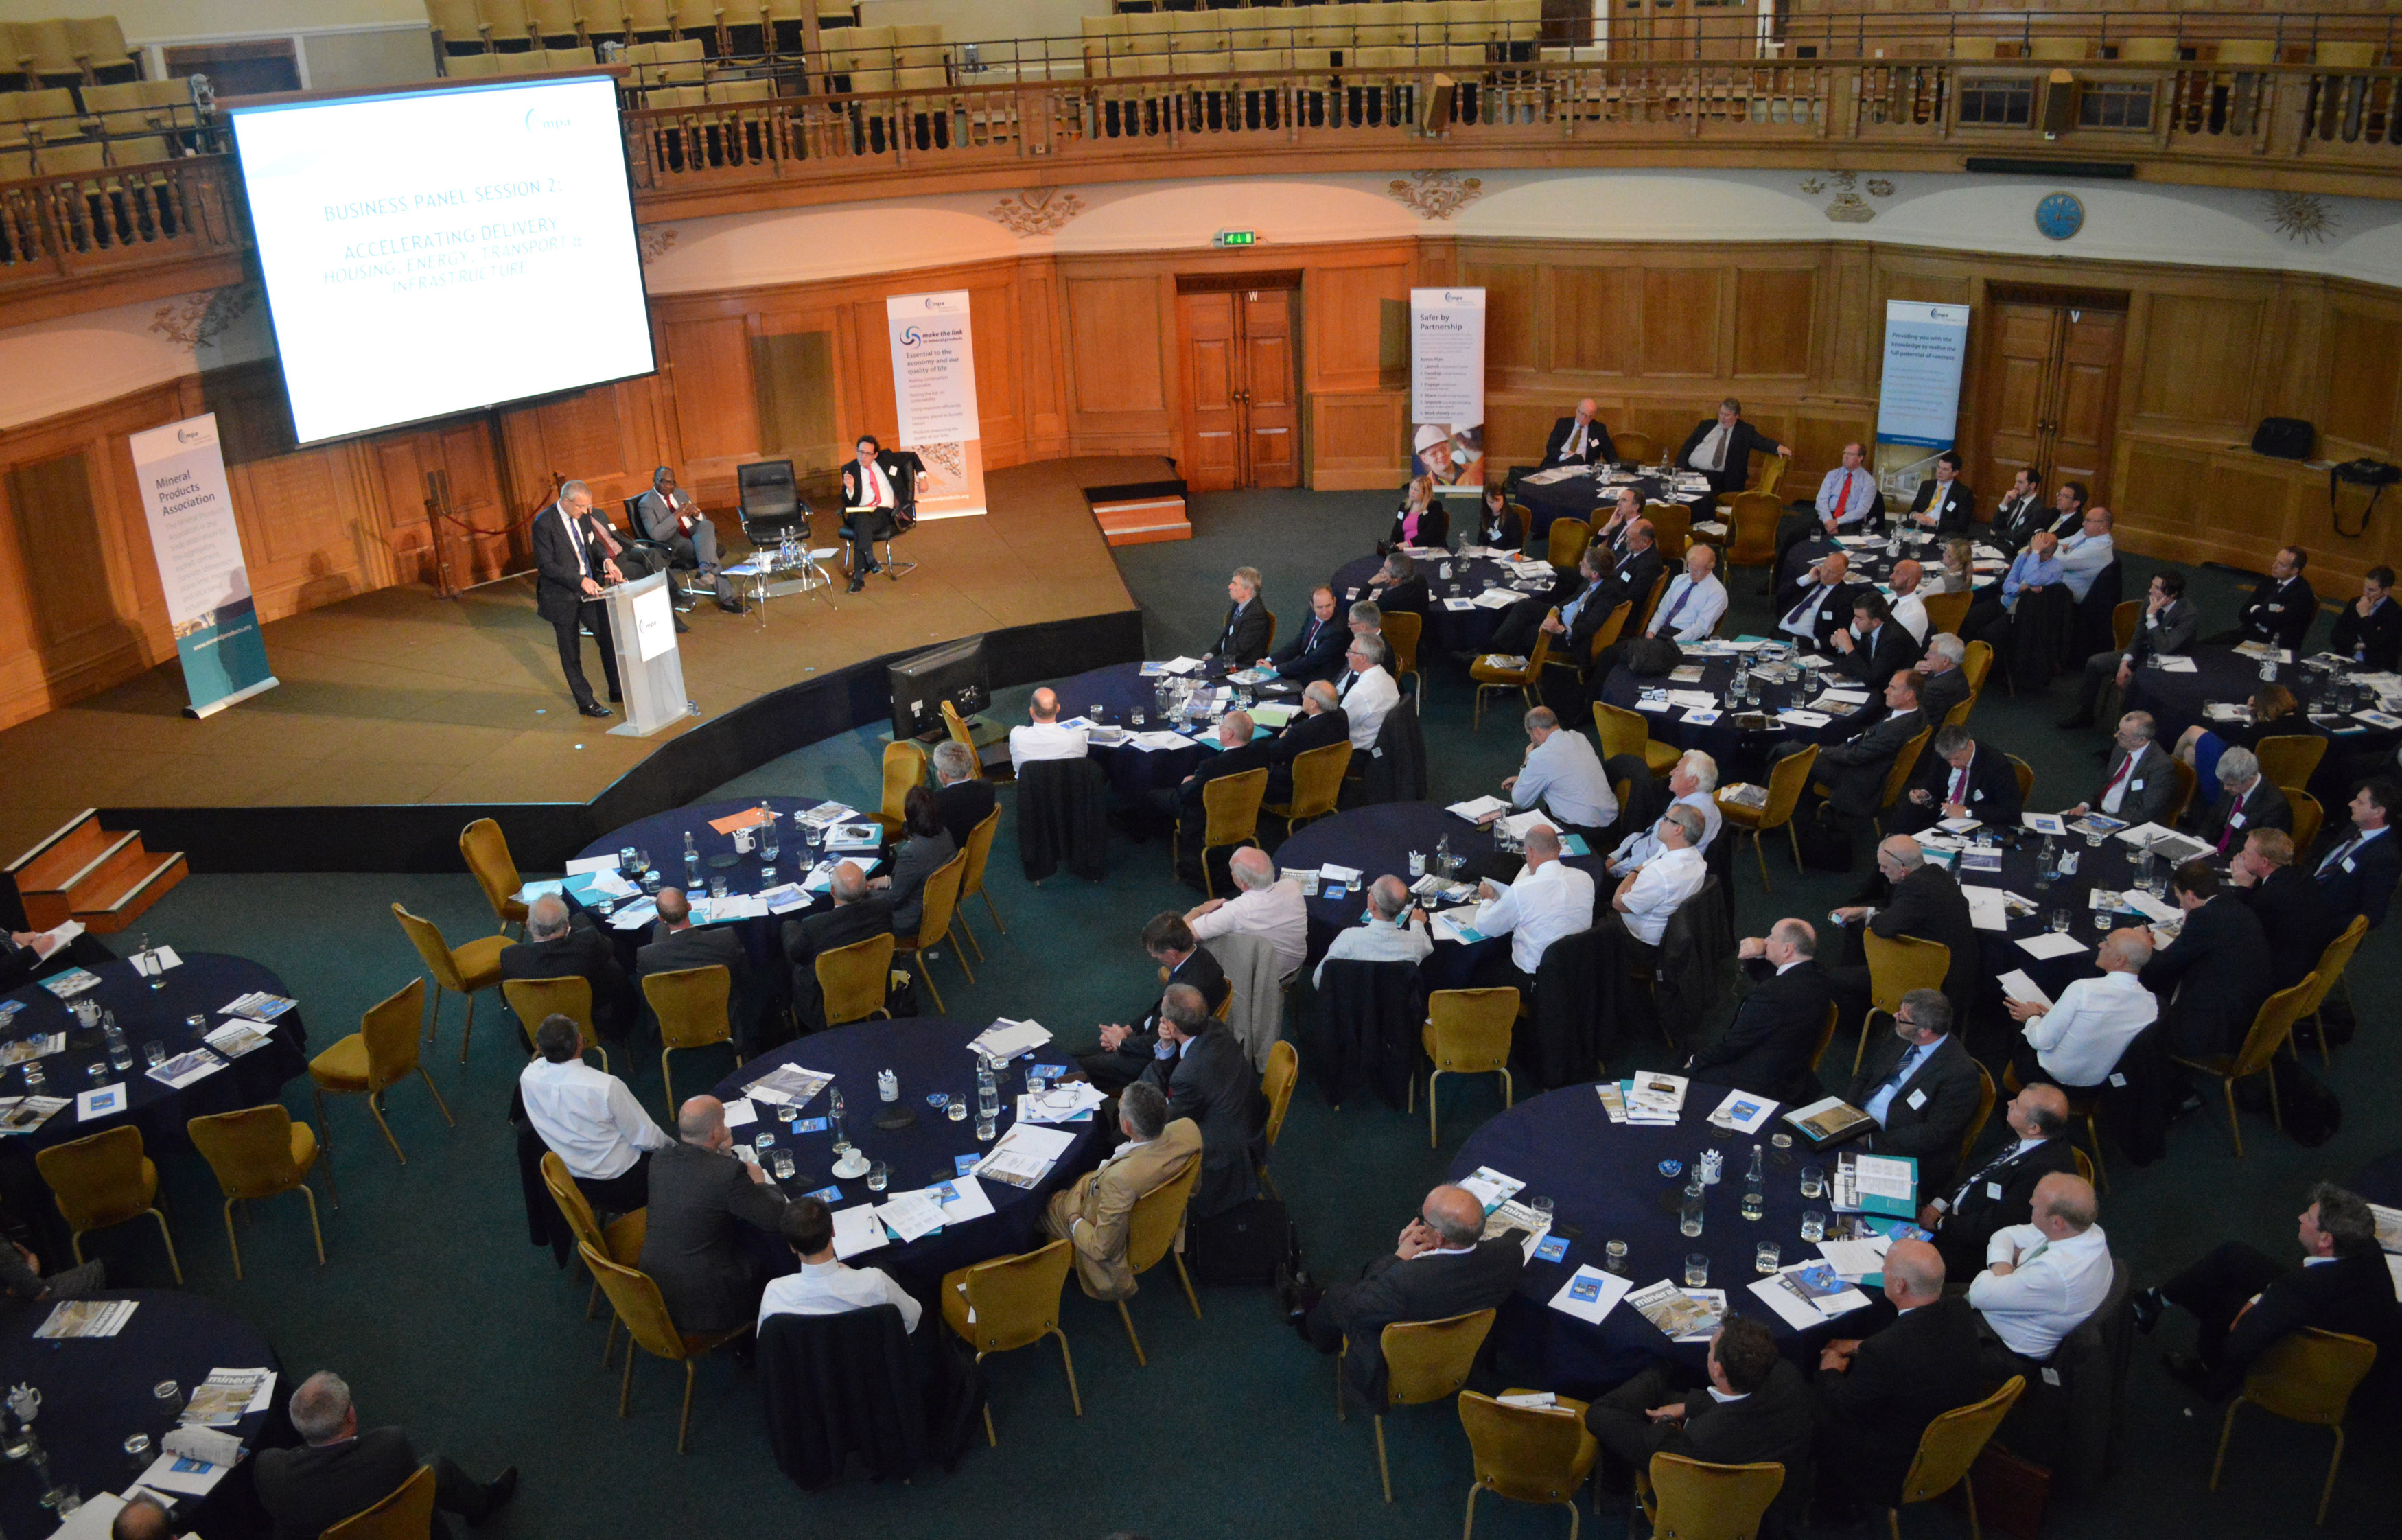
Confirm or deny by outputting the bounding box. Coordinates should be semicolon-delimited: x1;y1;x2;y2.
839;434;924;592
1780;439;1880;573
2064;712;2178;828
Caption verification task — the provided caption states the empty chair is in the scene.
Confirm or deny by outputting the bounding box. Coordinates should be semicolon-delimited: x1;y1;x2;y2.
1469;629;1551;729
526;0;590;45
582;1241;750;1452
942;1237;1082;1445
1259;1038;1300;1197
1413;987;1517;1146
1458;1390;1599;1537
2168;974;2317;1156
893;849;970;1014
35;1125;181;1284
69;19;143;82
953;806;1005;959
1718;743;1817;890
187;1105;329;1279
459;817;528;935
2117;37;2182;63
622;0;683;43
1263;740;1352;835
476;0;538;49
539;1150;648;1355
428;0;491;53
311;977;458;1171
391;902;506;1064
2313;42;2381;69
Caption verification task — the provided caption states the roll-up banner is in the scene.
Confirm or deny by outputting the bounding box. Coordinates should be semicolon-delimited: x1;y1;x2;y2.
886;290;986;520
1410;287;1486;491
1875;300;1972;458
128;413;278;719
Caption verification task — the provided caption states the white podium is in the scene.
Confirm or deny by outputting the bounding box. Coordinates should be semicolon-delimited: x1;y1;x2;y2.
603;570;688;738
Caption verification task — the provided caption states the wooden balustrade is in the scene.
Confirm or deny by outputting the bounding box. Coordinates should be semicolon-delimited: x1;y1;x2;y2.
0;152;246;299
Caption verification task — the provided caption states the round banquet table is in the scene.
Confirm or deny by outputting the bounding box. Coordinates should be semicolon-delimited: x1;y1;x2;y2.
1449;1083;1876;1387
1276;802;1607;991
0;1288;292;1539
2121;645;2401;781
1045;661;1304;797
1938;826;2191;1010
711;1016;1101;1296
1515;469;1707;541
1329;551;1551;657
1597;651;1874;784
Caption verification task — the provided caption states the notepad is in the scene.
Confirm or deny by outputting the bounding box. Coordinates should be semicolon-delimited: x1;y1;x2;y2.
1547;1265;1631;1324
2016;932;2088;960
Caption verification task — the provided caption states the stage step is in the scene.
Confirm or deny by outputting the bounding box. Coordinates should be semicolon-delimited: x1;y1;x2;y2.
8;809;188;935
1084;478;1191;546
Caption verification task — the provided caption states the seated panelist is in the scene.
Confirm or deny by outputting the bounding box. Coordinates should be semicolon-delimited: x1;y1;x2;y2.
839;433;925;594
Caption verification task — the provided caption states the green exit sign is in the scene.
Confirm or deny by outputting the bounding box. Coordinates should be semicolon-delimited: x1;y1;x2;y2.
1213;229;1258;247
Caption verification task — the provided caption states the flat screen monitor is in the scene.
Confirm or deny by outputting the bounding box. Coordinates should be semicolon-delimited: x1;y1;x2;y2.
889;636;990;742
227;74;654;446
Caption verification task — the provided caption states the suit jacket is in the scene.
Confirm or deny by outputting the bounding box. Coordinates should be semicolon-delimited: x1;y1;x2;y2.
1687;956;1833;1100
1137;1025;1259;1218
1815;707;1926;819
1594;1361;1818;1533
1266;705;1351;801
638;1138;789;1333
1371;574;1432;620
839;450;921;539
885;830;955;936
1773;575;1858;648
1270;609;1347;680
1211;600;1273;662
1933;1136;2081;1281
2316;822;2402;929
2237;574;2317;652
1845;1031;1983;1191
1182;736;1279;819
2195;776;2290;852
780;896;896;1031
1044;1118;1202;1300
2216;1250;2402;1397
1918;666;1972;725
1388;503;1450;551
1909;743;2022;830
2140;894;2272;1059
2088;742;2176;827
1594;546;1666;629
1816;1296;1993;1503
1330;1236;1525;1407
2330;598;2402;670
1676;417;1777;495
1471;505;1524;552
1909;478;1976;535
635;922;758;1050
1113;945;1231;1062
2123;598;2198;665
632;486;695;544
933;776;997;854
501;913;636;1042
530;499;609;625
1870;865;1981;1024
255;1428;439;1540
2236;865;2343;991
1992;493;2056;551
1833;620;1917;690
1543;414;1616;469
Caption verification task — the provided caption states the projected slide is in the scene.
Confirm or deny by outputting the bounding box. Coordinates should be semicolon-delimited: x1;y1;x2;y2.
230;75;654;445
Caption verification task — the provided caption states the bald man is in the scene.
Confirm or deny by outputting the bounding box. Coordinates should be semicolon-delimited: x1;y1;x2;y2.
638;1095;789;1335
499;891;636;1045
1686;918;1831;1101
1920;1083;2082;1283
1541;397;1616;470
1009;686;1090;772
1296;1183;1529;1410
1814;1238;1995;1514
1967;1172;2112;1364
1265;678;1349;803
1178;709;1279;888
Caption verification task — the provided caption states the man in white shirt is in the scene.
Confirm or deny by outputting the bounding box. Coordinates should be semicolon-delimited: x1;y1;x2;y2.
1644;542;1729;644
1609;805;1707;948
1887;559;1930;644
1189;846;1307;979
1337;636;1401;754
1776;549;1853;646
2053;506;2118;603
519;1014;668;1211
1008;687;1090;773
1968;1173;2113;1363
1473;824;1597;986
1607;751;1721;876
1315;876;1436;985
758;1196;921;1334
1505;707;1616;835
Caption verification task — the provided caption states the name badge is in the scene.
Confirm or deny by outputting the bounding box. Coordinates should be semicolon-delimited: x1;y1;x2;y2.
2344;856;2359;872
1986;1182;2004;1200
2129;779;2145;791
1906;1088;1929;1111
2231;811;2246;828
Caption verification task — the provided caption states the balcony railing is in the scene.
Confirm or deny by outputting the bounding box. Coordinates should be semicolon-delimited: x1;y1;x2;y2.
0;152;246;293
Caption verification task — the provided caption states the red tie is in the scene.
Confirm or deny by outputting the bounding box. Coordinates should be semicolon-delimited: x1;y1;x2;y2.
2100;754;2133;809
1835;472;1854;519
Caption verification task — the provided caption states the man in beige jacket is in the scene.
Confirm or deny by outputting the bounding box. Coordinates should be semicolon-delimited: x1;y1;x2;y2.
1042;1081;1202;1300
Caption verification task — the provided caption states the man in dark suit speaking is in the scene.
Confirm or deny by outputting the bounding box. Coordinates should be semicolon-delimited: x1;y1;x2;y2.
255;1371;516;1540
1296;1181;1526;1410
839;433;923;593
1676;397;1791;498
530;478;622;719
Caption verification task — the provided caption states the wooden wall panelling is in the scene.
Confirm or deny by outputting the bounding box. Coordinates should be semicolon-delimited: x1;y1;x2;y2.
2127;290;2267;439
1734;266;1817;380
1016;255;1070;457
1462;257;1540;383
656;313;760;468
1302;256;1411;394
1060;272;1173;454
1642;268;1725;377
2322;293;2402;458
1548;265;1639;375
1309;393;1406;491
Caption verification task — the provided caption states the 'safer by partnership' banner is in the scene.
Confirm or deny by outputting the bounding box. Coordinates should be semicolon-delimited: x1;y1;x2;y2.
886;290;986;520
1410;288;1486;488
1876;301;1972;451
128;414;278;718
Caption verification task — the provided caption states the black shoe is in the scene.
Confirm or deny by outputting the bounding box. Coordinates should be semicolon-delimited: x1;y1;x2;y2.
2162;1350;2217;1398
847;574;865;593
580;701;612;718
607;690;622;703
2130;1286;2164;1335
718;598;745;616
472;1467;518;1524
672;614;690;635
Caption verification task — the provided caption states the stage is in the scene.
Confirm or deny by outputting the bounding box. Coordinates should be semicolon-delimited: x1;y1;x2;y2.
0;457;1158;874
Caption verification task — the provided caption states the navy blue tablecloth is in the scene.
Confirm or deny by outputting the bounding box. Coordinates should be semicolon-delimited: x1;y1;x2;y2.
1046;662;1305;796
1517;471;1703;541
1449;1083;1873;1388
711;1016;1099;1296
1330;552;1542;657
0;1288;290;1539
1597;654;1872;784
2122;646;2401;776
2350;1150;2402;1207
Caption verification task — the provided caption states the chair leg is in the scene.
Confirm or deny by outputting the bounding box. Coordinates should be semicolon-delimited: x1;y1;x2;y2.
1427;1068;1442;1147
948;930;977;985
677;1359;697;1454
662;1049;677;1121
2317;1423;2344;1526
1887;1507;1903;1540
954;907;985;962
1561;1492;1581;1540
299;1180;326;1265
1963;1471;1981;1540
913;954;946;1015
2084;1113;2108;1192
983;1403;998;1448
460;990;476;1064
1116;1299;1147;1366
416;1066;456;1127
1051;1326;1082;1416
2310;1007;2331;1068
1753;830;1771;891
148;1207;182;1285
2264;1061;2282;1134
70;1232;86;1268
2209;1395;2242;1489
1500;1067;1513;1108
1173;1250;1202;1318
981;889;1007;935
221;1198;244;1281
1464;1482;1481;1540
2222;1077;2245;1158
366;1093;408;1165
618;1336;636;1417
423;980;443;1045
1376;1412;1394;1503
311;1088;342;1208
1786;821;1804;874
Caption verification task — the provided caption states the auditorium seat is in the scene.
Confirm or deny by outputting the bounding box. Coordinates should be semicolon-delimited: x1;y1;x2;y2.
542;45;598;71
892;23;945;72
0;88;80;151
445;51;514;78
79;80;196;140
14;21;84;86
67;17;141;83
475;1;538;52
425;1;490;56
625;37;706;88
620;0;682;46
525;0;590;47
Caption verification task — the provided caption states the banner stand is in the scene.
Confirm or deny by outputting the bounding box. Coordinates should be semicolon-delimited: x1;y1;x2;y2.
885;291;986;521
1874;301;1973;495
1410;288;1486;495
128;413;279;719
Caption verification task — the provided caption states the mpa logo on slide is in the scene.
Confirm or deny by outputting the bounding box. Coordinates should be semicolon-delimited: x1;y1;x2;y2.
524;106;574;134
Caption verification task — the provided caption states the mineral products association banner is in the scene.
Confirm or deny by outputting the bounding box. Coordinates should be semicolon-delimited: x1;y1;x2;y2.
1410;288;1485;488
128;413;279;718
1875;301;1972;451
886;290;986;520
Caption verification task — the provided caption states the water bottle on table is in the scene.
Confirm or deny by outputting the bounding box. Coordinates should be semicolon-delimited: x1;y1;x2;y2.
684;830;701;892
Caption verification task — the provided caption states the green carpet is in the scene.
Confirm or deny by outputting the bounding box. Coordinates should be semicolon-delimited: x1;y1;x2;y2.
88;495;2400;1538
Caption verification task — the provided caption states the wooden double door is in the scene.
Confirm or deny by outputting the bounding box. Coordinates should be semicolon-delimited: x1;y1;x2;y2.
1177;280;1301;493
1974;295;2127;509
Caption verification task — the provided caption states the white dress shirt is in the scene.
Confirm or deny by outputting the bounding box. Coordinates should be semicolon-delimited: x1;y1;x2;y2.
2053;531;2116;603
1688;423;1733;474
760;1257;922;1333
1969;1222;2114;1360
1008;720;1091;771
1889;590;1929;645
519;1058;669;1180
2022;970;2158;1087
1342;666;1401;754
1514;729;1618;830
1648;574;1729;642
1191;878;1309;979
1814;466;1878;524
1315;909;1436;986
1778;576;1846;644
1617;843;1706;947
1476;858;1597;975
1608;791;1722;874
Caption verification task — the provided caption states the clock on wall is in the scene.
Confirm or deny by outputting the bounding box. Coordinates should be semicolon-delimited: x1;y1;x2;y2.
2035;192;2086;241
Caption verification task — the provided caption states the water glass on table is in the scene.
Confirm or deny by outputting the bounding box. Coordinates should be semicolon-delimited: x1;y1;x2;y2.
1603;1239;1628;1274
1799;1165;1825;1200
1801;1210;1826;1242
1683;1253;1710;1287
1756;1241;1781;1275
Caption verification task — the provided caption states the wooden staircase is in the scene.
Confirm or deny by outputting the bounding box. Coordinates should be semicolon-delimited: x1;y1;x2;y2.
1084;478;1191;546
7;810;187;935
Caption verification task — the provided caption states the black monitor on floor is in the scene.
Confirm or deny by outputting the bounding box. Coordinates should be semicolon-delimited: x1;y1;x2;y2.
889;637;989;742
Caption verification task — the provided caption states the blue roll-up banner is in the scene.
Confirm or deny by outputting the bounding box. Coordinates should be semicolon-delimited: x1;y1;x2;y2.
128;413;278;719
1874;301;1972;452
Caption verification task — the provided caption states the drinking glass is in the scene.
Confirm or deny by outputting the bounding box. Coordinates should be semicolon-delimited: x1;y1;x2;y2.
1799;1165;1826;1199
1683;1254;1710;1287
619;845;636;872
776;1102;798;1130
975;1112;996;1142
86;1063;108;1089
154;1381;184;1421
143;1042;165;1069
2094;909;2114;933
1740;1185;1766;1222
867;1161;890;1193
185;1014;206;1036
947;1098;968;1123
1679;1194;1703;1237
1532;1196;1556;1224
1756;1242;1782;1274
1801;1210;1827;1242
1088;704;1103;723
635;848;651;876
2084;827;2106;849
38;1484;78;1516
710;874;730;900
754;1131;774;1155
2048;907;2071;935
1602;1239;1628;1274
770;1149;795;1181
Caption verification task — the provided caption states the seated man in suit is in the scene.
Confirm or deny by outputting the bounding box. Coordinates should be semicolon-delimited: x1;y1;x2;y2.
1967;1171;2114;1368
2142;861;2272;1061
1778;439;1881;574
502;894;637;1047
2329;565;2401;670
1920;1083;2080;1283
1209;566;1273;662
1884;725;2022;838
107;1495;177;1540
1295;1182;1527;1410
636;887;763;1055
1904;450;1975;536
1261;585;1347;681
1541;397;1615;471
2313;778;2402;929
2063;712;2178;828
1826;590;1917;688
1134;984;1259;1220
2228;829;2343;991
2211;544;2316;652
1491;544;1595;656
1591;487;1646;558
2006;926;2157;1091
519;1014;666;1214
1684;918;1832;1101
758;1195;920;1333
255;1371;515;1540
1913;633;1973;727
1772;548;1855;648
837;434;921;592
1961;528;2066;651
1504;706;1616;845
1677;397;1791;498
1176;710;1279;888
929;740;996;852
1585;1317;1818;1530
1989;467;2058;552
1265;680;1349;803
1042;1081;1202;1302
1364;550;1430;620
2193;745;2289;854
1829;835;1978;1029
633;464;741;614
2141;1182;2402;1401
779;861;894;1033
1314;876;1435;986
2061;570;2197;729
1078;911;1228;1092
640;1096;789;1335
1812;1239;1993;1517
1776;669;1925;828
1845;990;1983;1192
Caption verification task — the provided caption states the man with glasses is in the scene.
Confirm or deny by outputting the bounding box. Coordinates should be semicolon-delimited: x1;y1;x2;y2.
1842;990;1982;1190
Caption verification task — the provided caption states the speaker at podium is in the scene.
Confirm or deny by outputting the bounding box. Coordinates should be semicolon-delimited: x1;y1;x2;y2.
602;570;689;737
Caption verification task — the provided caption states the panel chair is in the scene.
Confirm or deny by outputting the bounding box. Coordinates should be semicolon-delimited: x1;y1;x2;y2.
1264;741;1353;837
1341;1308;1498;1502
2210;1327;2379;1526
313;978;458;1178
1594;701;1679;779
34;1125;180;1284
542;1152;648;1364
942;1237;1082;1446
1383;609;1423;697
1858;931;1950;1072
2007;754;2034;807
582;1241;750;1453
500;975;608;1072
323;1464;436;1540
459;817;528;935
1458;1390;1599;1539
1959;1060;1998;1169
2165;755;2200;828
1807;1000;1841;1077
1854;725;1933;834
643;964;734;1116
2294;915;2367;1066
1961;639;1994;695
1471;629;1552;729
186;1105;327;1280
1887;1376;2024;1539
894;849;970;1014
1546;516;1591;571
1182;767;1268;899
877;738;927;837
1639;1451;1786;1540
2285;788;2323;859
1259;1038;1300;1200
1412;987;1517;1147
391;903;506;1064
2254;733;2328;793
817;932;897;1027
942;699;1010;785
476;0;537;49
2169;974;2317;1157
1718;743;1817;891
1100;1158;1203;1366
952;806;1005;960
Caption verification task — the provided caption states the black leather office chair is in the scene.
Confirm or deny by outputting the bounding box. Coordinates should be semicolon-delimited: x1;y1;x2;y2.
621;494;705;609
736;459;810;550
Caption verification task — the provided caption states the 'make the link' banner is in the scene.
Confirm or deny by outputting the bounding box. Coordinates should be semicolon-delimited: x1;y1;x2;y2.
128;413;278;718
1410;287;1486;489
885;290;986;520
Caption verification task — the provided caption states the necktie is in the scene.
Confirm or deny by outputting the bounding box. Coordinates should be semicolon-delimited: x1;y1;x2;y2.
1834;471;1854;519
1876;1043;1922;1093
2217;790;2249;854
1949;1144;2027;1211
1949;762;1969;807
870;463;891;509
2319;834;2362;877
1784;588;1822;631
1656;580;1694;634
1565;422;1584;459
1338;670;1357;700
565;508;587;578
2099;753;2134;812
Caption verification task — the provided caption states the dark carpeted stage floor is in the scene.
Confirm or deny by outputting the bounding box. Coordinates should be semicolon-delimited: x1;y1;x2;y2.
0;457;1158;872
